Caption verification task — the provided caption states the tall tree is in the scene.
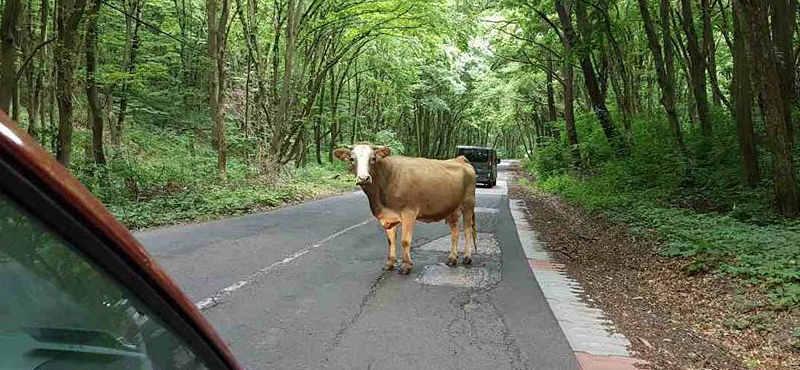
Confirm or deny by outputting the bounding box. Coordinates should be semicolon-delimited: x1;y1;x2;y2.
731;0;759;186
0;0;21;113
768;0;797;141
679;0;712;138
637;0;686;153
567;0;624;154
545;58;557;123
207;0;231;177
701;0;722;106
595;2;634;132
55;0;88;165
114;0;143;147
24;0;51;140
85;0;105;165
270;0;302;161
737;0;800;217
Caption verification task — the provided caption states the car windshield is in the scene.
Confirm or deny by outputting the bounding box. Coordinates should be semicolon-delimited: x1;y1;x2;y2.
459;148;490;163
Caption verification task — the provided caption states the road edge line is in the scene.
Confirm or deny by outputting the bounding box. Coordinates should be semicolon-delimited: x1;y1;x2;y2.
195;218;372;311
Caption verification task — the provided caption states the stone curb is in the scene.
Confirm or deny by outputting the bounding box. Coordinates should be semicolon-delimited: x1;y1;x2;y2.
509;199;647;370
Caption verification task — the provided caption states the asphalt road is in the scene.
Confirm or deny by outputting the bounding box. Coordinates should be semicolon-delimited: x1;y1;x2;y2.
136;162;580;370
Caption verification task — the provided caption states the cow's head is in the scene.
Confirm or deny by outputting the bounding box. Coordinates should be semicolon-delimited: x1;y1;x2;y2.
333;143;391;186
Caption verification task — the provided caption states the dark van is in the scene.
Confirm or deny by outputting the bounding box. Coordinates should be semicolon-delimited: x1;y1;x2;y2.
457;146;500;187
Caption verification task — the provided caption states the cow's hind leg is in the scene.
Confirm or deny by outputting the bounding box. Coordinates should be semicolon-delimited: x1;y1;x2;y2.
445;213;460;267
399;212;417;275
383;226;397;271
462;207;475;265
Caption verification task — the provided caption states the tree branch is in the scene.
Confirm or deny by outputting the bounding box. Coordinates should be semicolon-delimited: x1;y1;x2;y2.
16;37;56;82
491;21;563;58
519;3;564;40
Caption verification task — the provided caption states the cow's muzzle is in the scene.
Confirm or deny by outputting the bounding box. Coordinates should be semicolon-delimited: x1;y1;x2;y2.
356;175;372;185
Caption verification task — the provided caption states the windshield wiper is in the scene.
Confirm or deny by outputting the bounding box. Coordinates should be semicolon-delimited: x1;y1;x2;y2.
23;326;144;358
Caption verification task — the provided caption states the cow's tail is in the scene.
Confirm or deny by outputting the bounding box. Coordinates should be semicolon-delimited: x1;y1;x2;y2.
471;211;478;252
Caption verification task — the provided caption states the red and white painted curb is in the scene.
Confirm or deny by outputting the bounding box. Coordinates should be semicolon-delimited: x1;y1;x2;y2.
510;199;647;370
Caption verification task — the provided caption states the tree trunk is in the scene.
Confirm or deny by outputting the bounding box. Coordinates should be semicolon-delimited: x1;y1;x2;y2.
551;1;581;168
271;0;303;160
562;61;580;168
55;0;88;166
769;0;796;141
105;90;114;139
35;0;50;142
546;59;557;122
314;78;324;165
737;0;800;217
732;1;760;186
679;0;712;138
637;0;687;153
352;68;361;142
0;0;21;113
207;0;230;177
701;0;721;106
86;0;105;165
598;3;634;130
115;0;143;146
26;0;48;141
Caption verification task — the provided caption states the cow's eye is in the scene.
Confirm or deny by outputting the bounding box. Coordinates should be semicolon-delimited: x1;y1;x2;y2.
371;157;377;163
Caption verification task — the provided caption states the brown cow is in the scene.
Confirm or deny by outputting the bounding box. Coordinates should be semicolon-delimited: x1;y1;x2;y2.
334;143;477;275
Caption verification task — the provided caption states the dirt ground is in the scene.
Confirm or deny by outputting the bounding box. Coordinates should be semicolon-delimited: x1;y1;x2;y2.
510;176;800;370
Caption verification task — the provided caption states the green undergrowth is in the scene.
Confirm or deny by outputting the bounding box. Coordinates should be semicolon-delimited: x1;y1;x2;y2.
526;110;800;308
70;126;353;229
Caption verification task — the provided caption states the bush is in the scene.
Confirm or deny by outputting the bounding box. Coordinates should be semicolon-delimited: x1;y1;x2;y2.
531;137;567;181
70;126;353;229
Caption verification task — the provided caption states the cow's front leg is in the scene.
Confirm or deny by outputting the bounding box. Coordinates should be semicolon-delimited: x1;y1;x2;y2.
399;214;416;275
445;214;459;267
383;226;397;271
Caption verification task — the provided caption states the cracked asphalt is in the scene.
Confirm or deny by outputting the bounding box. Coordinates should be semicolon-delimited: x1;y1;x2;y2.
136;162;580;370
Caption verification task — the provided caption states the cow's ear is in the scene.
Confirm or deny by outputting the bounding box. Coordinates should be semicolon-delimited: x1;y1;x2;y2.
373;146;391;158
333;148;351;161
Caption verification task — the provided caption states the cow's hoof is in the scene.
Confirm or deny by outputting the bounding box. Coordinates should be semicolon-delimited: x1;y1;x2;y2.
382;260;396;271
399;264;414;275
462;256;472;265
446;256;458;267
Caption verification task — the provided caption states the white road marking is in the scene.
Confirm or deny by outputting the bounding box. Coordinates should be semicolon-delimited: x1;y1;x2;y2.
476;180;509;196
196;218;373;311
474;207;500;214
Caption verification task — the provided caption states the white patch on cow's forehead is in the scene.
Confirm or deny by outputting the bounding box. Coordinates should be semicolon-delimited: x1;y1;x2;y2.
351;145;373;158
352;145;373;181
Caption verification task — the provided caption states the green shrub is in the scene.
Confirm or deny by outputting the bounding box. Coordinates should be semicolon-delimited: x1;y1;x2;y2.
70;125;353;229
532;137;568;181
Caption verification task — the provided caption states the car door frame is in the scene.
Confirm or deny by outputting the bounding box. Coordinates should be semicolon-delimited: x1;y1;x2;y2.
0;111;241;370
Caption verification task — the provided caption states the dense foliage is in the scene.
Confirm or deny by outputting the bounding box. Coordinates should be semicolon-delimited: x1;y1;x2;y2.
496;0;800;306
1;0;515;226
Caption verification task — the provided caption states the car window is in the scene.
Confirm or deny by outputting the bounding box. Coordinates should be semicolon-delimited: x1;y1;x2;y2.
458;148;489;163
0;190;210;370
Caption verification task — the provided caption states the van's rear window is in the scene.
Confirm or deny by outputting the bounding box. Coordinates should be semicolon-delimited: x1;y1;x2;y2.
458;149;489;162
